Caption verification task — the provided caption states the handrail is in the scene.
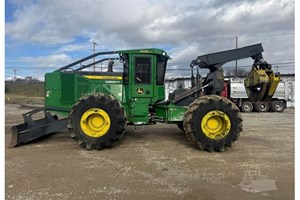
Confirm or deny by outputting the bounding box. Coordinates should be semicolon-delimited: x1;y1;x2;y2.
75;57;120;71
55;51;116;72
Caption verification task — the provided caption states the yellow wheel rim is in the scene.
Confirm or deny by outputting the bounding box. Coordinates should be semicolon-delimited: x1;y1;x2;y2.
80;108;111;138
201;110;231;140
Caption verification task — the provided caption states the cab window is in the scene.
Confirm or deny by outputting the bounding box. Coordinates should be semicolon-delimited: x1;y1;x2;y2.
135;57;151;84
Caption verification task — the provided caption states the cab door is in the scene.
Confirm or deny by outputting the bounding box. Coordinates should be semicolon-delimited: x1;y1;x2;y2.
131;55;154;98
129;54;155;124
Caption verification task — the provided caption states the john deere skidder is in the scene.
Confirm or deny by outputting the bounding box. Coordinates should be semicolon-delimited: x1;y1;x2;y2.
10;43;279;152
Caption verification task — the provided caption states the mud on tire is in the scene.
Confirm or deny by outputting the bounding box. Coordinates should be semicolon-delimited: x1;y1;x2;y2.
68;94;127;150
183;95;243;152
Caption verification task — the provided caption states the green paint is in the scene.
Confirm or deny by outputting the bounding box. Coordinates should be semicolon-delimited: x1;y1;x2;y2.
45;48;186;124
155;104;187;122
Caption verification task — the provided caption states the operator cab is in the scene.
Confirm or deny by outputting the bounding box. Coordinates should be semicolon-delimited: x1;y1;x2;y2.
118;49;169;124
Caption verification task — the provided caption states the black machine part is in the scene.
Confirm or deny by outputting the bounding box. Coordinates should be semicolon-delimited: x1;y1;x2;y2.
202;68;224;95
9;107;70;147
191;43;266;95
169;84;209;106
75;57;119;72
56;51;116;72
171;43;270;105
107;60;115;72
190;43;265;71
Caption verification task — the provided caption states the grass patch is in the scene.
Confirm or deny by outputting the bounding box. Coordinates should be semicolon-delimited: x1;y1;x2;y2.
5;82;44;104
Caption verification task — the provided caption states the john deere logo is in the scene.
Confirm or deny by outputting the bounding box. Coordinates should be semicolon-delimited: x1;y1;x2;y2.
136;88;144;94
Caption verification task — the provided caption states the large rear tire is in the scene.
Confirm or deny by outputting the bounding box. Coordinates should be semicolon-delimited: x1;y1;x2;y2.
68;94;127;150
183;95;242;152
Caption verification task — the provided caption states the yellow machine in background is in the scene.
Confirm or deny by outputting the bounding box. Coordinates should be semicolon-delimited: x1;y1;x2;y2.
244;58;281;111
245;68;280;101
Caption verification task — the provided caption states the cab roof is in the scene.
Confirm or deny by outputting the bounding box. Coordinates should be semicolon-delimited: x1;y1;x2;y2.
116;48;170;58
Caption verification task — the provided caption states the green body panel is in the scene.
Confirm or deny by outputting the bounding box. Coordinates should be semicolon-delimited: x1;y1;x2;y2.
155;104;187;122
45;72;123;115
45;48;186;124
127;98;151;124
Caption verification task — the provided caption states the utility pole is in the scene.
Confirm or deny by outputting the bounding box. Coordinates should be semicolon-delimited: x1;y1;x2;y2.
13;69;17;80
92;41;97;72
235;36;238;77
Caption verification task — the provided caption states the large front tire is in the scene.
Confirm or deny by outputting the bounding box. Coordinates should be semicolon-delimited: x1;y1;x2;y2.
183;95;243;152
68;94;127;150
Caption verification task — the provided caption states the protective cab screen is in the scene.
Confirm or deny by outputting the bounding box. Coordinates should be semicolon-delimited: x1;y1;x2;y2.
135;57;151;84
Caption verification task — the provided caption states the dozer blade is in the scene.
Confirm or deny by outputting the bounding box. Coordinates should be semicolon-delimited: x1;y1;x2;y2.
9;107;69;148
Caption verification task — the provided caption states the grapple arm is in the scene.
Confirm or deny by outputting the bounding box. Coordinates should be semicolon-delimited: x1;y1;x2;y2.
189;43;280;99
244;65;280;101
190;44;265;95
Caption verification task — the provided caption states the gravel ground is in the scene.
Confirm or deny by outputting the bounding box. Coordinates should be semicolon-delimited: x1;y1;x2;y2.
5;103;294;200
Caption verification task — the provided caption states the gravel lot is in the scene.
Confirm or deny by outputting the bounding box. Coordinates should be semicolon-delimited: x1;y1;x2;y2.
5;103;294;200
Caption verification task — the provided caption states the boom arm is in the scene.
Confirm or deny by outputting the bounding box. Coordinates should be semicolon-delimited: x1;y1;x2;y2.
190;43;264;71
189;43;280;101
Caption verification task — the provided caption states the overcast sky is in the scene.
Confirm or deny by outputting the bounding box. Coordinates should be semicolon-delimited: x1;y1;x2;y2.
5;0;295;80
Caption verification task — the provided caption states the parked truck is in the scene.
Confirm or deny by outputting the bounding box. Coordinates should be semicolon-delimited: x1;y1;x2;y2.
221;78;286;112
